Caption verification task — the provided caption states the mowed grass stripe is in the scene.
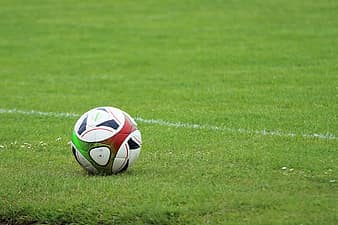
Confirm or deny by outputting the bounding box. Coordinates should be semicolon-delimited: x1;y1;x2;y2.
0;108;336;140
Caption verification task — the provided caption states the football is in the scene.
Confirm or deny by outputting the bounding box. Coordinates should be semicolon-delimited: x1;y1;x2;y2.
70;106;142;175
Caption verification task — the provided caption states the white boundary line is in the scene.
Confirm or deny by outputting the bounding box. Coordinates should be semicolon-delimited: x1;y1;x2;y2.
0;108;336;140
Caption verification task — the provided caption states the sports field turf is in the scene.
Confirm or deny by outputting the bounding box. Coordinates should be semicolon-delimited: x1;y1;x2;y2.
0;0;337;224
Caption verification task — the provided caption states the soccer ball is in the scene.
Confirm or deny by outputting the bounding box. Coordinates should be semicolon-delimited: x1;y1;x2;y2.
70;106;142;175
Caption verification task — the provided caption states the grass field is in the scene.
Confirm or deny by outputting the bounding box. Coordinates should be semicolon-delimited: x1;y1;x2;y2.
0;0;337;224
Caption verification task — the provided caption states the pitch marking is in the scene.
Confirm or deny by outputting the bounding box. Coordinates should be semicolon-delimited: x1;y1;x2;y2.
0;108;336;140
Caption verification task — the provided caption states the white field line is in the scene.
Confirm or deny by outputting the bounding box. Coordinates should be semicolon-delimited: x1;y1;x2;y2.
0;108;337;140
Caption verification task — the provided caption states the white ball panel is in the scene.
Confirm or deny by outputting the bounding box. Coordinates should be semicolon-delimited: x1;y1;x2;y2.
74;113;89;133
112;157;128;173
128;149;141;167
89;146;111;166
115;143;128;158
74;148;97;173
131;130;142;144
81;128;115;142
127;130;142;166
86;108;112;127
106;107;126;125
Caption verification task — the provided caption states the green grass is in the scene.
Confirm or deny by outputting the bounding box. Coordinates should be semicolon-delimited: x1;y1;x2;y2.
0;0;337;224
